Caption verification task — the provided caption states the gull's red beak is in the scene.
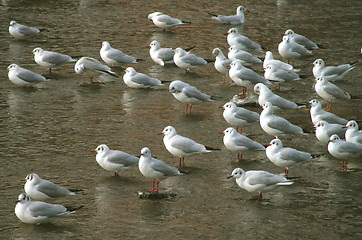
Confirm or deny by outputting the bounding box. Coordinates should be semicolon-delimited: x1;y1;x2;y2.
227;175;233;179
219;106;224;109
21;178;26;182
158;132;164;135
220;131;224;134
266;143;271;146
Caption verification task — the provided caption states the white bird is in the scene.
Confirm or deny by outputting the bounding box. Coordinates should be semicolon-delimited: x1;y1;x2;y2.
284;29;319;50
226;28;263;52
169;80;213;113
227;168;293;199
263;51;293;71
138;147;182;193
22;173;76;201
313;121;346;144
100;41;137;67
309;99;348;125
278;35;312;64
149;40;174;66
264;65;301;82
123;67;163;89
266;138;315;177
159;126;212;166
254;83;299;110
148;12;190;31
260;102;306;136
31;47;76;74
344;120;362;144
210;5;246;25
7;64;49;87
229;60;271;99
222;127;265;161
328;134;362;170
220;102;259;133
15;193;72;224
311;58;356;82
9;20;46;39
212;48;231;82
314;76;351;111
228;46;262;67
173;47;207;72
93;144;139;176
74;57;117;84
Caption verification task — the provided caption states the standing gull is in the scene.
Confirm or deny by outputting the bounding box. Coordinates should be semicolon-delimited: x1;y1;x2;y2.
278;35;312;64
313;121;346;144
32;47;76;74
149;40;175;66
74;57;117;84
173;47;207;73
226;28;263;52
148;12;191;31
309;99;348;125
212;48;231;82
100;41;138;67
344;120;362;144
311;58;356;82
210;6;246;25
284;29;319;50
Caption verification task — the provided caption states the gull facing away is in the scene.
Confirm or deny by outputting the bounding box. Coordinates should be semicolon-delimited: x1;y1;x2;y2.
173;47;207;73
149;40;175;66
138;147;182;193
226;28;263;52
32;47;76;74
148;12;191;31
328;134;362;170
100;41;138;67
263;51;293;71
15;193;73;224
7;64;49;87
228;46;262;67
123;67;163;89
311;58;356;82
220;102;260;133
309;99;348;125
9;20;47;39
344;120;362;144
212;48;231;82
266;138;315;177
260;102;307;136
169;80;213;113
284;29;319;50
313;121;346;144
222;127;265;161
278;35;312;64
210;6;246;25
227;168;293;200
264;65;301;82
93;144;139;176
22;173;76;201
159;126;212;166
314;76;351;111
74;57;117;84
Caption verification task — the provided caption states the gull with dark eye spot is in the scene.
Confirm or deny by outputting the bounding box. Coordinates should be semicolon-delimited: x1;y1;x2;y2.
263;51;294;71
314;121;346;144
173;47;207;73
278;35;311;65
309;99;348;125
311;58;357;82
284;29;319;50
100;41;138;67
226;28;264;52
147;12;191;31
123;67;163;89
7;64;49;87
9;20;47;39
210;6;246;25
344;120;362;144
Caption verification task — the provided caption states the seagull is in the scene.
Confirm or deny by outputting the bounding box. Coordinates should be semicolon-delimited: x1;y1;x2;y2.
220;102;260;133
173;47;207;73
159;126;212;166
278;35;312;64
313;121;346;144
22;173;76;201
309;99;348;125
210;5;246;25
227;168;293;200
311;58;356;82
148;12;190;31
169;80;213;113
31;47;76;74
212;48;231;82
9;20;46;39
7;64;49;87
266;138;315;177
74;57;117;84
123;67;163;88
344;120;362;144
100;41;138;67
263;51;293;71
15;193;72;224
227;46;262;67
222;127;265;161
149;40;175;66
92;144;139;176
328;134;362;170
226;28;263;52
138;147;182;193
284;29;319;50
254;83;299;110
260;102;306;136
314;76;351;111
229;60;271;99
264;65;301;82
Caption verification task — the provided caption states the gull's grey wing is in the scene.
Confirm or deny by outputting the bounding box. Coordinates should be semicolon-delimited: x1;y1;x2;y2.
36;181;71;198
17;69;46;83
150;159;179;176
107;150;139;166
29;202;67;217
183;85;211;101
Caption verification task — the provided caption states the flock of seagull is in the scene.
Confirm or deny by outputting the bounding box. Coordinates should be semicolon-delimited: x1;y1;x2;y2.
8;5;361;225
